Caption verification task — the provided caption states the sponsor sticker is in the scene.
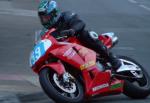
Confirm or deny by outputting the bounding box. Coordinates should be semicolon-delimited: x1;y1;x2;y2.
80;61;95;70
63;48;76;59
92;83;109;92
110;83;123;90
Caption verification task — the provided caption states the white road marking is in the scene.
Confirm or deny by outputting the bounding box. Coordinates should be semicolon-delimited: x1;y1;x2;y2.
128;0;137;4
114;47;135;51
0;9;37;17
139;4;150;11
128;0;150;12
0;74;24;81
0;74;40;87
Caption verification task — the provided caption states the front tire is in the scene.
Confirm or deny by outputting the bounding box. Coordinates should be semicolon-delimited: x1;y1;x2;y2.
118;56;150;99
39;68;84;103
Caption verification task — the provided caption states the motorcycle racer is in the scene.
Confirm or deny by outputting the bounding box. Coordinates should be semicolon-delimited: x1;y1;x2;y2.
38;0;123;72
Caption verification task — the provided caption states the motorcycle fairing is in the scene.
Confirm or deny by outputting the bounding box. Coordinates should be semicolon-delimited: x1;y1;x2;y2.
82;68;124;97
49;41;124;97
82;68;111;96
50;43;96;71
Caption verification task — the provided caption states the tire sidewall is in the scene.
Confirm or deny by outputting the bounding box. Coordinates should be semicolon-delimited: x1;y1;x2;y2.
39;68;84;103
118;56;150;98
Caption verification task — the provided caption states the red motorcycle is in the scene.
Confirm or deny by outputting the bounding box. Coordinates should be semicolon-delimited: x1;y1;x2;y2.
29;28;150;103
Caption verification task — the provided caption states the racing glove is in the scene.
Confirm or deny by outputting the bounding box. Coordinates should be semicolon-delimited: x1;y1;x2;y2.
60;29;75;37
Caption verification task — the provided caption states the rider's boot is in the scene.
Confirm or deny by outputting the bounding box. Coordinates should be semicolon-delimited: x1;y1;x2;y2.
107;53;122;71
92;39;122;72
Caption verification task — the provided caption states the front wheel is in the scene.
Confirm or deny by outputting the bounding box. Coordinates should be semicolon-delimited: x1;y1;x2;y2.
118;56;150;99
39;68;84;103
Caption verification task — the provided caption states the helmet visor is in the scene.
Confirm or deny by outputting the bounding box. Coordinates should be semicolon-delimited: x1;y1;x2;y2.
40;15;51;25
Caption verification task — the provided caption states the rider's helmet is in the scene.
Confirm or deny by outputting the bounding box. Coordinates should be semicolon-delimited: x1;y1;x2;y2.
38;0;60;29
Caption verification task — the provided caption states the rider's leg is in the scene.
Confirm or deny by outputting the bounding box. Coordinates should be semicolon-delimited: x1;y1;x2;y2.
78;30;121;70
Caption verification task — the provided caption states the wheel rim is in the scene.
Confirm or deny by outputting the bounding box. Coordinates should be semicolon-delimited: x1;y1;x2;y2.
119;58;149;87
53;73;77;94
47;72;80;99
119;59;143;78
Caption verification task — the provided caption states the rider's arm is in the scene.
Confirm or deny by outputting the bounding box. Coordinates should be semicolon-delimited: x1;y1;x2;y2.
69;16;85;33
62;11;85;34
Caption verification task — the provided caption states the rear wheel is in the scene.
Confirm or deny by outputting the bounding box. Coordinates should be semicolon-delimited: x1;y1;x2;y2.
39;68;84;103
118;56;150;99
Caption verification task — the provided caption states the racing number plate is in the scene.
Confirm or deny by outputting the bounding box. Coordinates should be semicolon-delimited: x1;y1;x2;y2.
30;39;52;67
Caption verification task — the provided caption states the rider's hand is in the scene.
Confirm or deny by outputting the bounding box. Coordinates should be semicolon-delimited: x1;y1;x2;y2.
60;29;75;37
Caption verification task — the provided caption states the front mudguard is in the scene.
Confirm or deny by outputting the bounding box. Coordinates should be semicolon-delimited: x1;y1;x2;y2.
39;62;66;76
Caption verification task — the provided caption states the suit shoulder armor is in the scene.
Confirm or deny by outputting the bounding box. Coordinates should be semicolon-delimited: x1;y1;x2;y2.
62;11;77;22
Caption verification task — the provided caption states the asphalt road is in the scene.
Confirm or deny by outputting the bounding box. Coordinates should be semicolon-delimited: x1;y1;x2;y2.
0;0;150;103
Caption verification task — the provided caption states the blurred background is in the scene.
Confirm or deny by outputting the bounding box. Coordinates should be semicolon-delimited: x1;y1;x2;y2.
0;0;150;103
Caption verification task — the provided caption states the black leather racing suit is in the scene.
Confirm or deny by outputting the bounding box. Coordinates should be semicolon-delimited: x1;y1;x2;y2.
45;11;121;69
